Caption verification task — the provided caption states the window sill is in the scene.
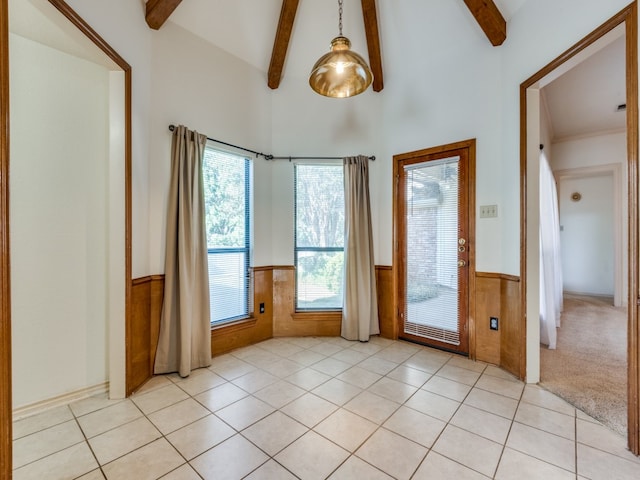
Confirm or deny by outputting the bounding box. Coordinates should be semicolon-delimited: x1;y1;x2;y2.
211;316;256;333
291;311;342;322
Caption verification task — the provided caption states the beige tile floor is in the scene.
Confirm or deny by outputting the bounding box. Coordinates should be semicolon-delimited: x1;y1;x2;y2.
12;337;640;479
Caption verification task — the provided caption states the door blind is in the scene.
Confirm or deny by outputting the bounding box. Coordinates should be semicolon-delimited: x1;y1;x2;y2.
403;157;460;345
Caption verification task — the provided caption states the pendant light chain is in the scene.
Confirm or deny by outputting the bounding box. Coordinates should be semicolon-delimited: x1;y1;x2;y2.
338;0;343;36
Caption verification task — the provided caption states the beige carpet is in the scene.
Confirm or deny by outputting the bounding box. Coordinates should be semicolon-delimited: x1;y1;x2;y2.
540;293;627;436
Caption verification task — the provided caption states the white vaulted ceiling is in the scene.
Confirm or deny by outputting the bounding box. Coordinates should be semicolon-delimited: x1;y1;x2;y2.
542;30;626;141
168;0;527;78
15;0;621;141
166;0;619;140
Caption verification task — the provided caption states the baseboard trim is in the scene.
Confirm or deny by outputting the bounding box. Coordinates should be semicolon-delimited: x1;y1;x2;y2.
12;382;109;420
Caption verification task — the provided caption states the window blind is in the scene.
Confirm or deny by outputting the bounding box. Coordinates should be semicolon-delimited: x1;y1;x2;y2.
202;147;252;325
403;157;460;345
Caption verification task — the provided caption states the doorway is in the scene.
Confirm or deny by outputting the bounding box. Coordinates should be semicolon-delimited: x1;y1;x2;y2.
555;164;625;307
543;164;628;435
520;4;639;454
0;0;132;475
393;140;476;355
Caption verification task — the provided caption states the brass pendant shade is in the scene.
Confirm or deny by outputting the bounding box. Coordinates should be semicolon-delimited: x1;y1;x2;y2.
309;36;373;98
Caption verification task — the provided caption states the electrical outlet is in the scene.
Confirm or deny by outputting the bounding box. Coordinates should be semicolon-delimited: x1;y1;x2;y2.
490;317;499;331
259;303;265;314
480;205;498;218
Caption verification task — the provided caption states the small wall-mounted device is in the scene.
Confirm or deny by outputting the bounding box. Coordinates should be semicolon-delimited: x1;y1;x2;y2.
259;303;265;314
480;205;498;218
490;317;499;331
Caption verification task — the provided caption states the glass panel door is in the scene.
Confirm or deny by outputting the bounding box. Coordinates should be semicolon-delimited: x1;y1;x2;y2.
396;142;471;355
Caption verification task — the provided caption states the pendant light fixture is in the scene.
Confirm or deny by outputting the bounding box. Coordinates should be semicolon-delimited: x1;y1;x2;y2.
309;0;373;98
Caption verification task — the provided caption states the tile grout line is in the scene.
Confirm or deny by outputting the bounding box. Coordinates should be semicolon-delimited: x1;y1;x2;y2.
490;379;527;479
241;342;401;478
408;357;498;479
192;341;574;479
8;340;506;478
69;405;106;480
138;341;491;478
13;337;638;479
320;342;433;479
11;406;90;476
575;408;579;480
238;340;423;479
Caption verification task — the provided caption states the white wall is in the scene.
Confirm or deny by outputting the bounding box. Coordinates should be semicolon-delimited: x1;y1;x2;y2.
558;174;615;295
501;0;630;279
146;22;273;271
270;80;383;265
540;95;553;162
552;132;628;304
65;0;631;278
10;34;111;407
378;0;504;270
66;0;275;273
552;132;627;170
66;0;153;278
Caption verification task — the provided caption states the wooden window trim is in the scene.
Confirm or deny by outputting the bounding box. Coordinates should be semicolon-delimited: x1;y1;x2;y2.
211;316;257;334
291;311;342;322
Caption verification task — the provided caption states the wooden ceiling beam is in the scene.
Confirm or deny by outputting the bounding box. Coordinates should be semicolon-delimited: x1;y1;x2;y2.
268;0;300;90
361;0;384;92
463;0;507;46
145;0;183;30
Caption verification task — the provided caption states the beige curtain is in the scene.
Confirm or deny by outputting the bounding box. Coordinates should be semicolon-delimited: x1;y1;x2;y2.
154;125;211;377
342;155;380;341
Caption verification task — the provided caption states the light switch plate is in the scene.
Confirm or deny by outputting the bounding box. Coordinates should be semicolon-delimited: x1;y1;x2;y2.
480;205;498;218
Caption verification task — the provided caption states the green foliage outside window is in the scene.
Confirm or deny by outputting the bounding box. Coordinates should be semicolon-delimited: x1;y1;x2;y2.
202;149;246;249
295;165;345;309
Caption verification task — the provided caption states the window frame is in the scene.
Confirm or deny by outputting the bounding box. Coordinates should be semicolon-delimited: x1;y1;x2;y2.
203;145;252;326
293;163;344;312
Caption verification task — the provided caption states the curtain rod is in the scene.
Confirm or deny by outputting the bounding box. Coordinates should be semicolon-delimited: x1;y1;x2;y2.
168;125;375;161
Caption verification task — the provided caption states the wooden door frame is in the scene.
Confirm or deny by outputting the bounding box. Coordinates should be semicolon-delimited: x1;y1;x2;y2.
0;0;10;476
0;1;132;475
392;139;477;357
519;3;639;454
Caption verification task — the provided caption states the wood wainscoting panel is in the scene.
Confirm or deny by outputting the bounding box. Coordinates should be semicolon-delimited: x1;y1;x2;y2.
272;266;295;336
149;275;165;372
272;265;394;338
287;311;342;336
500;274;522;379
211;267;273;356
139;265;397;361
273;266;342;337
272;266;341;336
474;272;521;377
142;270;275;360
128;277;152;395
474;273;501;365
376;266;395;339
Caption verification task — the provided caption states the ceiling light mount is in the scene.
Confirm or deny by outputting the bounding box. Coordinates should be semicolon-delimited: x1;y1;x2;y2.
309;0;373;98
